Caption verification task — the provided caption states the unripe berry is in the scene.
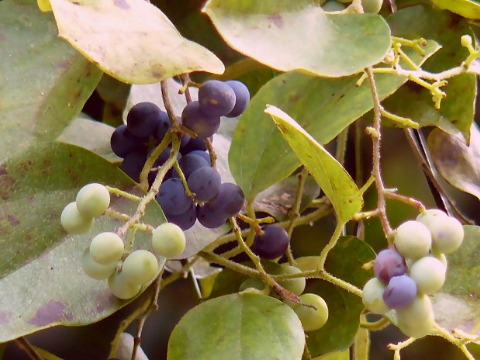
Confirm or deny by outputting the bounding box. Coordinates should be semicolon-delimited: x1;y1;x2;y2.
290;293;329;331
108;271;141;300
274;264;306;296
394;220;432;260
122;250;159;285
60;202;94;234
410;256;446;295
396;295;435;338
81;248;117;280
362;278;390;315
152;223;186;258
76;183;110;218
90;232;124;265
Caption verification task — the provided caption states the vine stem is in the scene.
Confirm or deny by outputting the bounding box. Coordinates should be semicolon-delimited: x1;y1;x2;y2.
317;220;347;270
388;337;416;360
199;251;260;278
360;316;390;330
15;337;43;360
365;67;392;239
433;325;476;360
106;186;141;202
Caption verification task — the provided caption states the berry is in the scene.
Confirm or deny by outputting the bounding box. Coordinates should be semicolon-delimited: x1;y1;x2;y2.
76;183;110;218
290;293;329;331
382;274;417;309
178;153;209;179
81;247;117;280
108;271;141;300
122;250;159;285
251;224;289;260
120;150;147;183
156;178;193;216
182;101;221;139
396;295;435;338
110;125;145;158
274;264;306;296
188;166;221;202
196;203;227;229
198;80;236;117
207;182;245;218
362;278;390;315
374;249;407;283
322;1;346;11
426;216;464;254
394;220;432;260
180;137;208;155
60;202;94;234
152;222;186;258
153;110;171;141
410;256;446;294
126;102;163;138
361;0;382;13
165;203;197;231
416;209;448;229
239;277;266;292
89;232;124;265
188;150;210;163
225;80;250;117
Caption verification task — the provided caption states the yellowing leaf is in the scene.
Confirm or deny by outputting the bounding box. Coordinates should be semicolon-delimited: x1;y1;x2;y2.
50;0;224;84
37;0;52;12
431;0;480;19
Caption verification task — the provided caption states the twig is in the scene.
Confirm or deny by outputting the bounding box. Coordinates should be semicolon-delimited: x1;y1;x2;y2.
15;337;43;360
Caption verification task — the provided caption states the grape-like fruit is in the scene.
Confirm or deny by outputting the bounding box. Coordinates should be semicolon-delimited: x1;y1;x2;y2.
81;248;117;280
374;249;406;283
154;110;171;141
361;0;382;13
198;80;236;117
322;1;346;11
152;222;187;258
188;150;210;163
394;220;431;260
362;278;390;315
425;216;464;254
122;250;159;285
196;203;227;228
225;80;250;117
416;209;448;228
76;183;110;218
251;225;289;260
126;102;163;138
410;256;446;294
179;153;209;179
110;125;145;158
291;293;329;331
108;271;141;300
188;166;221;202
239;277;266;292
207;183;245;218
274;264;306;296
182;101;221;139
180;137;208;155
382;274;417;309
156;178;193;215
396;294;435;338
165;203;197;231
60;202;94;234
120;151;147;183
90;232;124;265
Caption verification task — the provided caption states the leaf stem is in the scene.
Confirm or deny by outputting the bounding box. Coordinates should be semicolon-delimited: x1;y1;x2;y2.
15;337;43;360
106;186;142;202
317;220;347;270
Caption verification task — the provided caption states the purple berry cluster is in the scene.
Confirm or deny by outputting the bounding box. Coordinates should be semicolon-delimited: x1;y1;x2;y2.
110;80;250;230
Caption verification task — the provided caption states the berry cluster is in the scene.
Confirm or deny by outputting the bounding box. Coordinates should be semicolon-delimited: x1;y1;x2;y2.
362;209;464;338
110;80;250;230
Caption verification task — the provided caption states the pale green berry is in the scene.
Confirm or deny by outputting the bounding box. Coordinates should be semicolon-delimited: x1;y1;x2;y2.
60;202;94;234
361;0;383;13
430;216;464;254
239;277;267;292
76;183;110;218
410;256;446;295
152;223;186;258
122;250;159;285
81;247;117;280
274;264;306;296
108;271;141;300
394;220;431;260
90;232;124;265
322;1;345;12
291;293;329;331
362;278;390;315
416;209;448;229
396;295;435;338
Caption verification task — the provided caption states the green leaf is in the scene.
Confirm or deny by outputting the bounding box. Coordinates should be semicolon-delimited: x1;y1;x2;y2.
228;40;439;199
167;293;305;360
0;0;102;162
50;0;224;84
427;125;480;200
0;142;165;342
313;350;350;360
296;236;375;357
203;0;391;77
432;225;480;333
430;0;480;19
265;106;361;222
385;5;476;141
